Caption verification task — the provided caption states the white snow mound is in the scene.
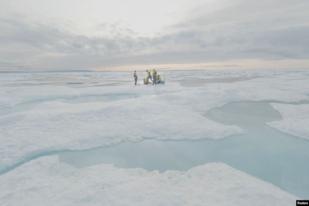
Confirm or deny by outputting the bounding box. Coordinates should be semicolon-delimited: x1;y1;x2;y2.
268;103;309;140
0;156;297;206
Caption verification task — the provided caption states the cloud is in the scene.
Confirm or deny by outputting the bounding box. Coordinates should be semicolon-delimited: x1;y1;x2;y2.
0;0;309;70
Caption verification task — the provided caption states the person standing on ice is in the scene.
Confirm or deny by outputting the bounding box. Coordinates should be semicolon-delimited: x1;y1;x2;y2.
133;71;138;85
152;69;157;85
146;70;152;83
148;70;152;81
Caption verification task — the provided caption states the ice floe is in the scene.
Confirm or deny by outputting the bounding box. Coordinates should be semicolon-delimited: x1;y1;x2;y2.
0;96;242;166
0;156;297;206
269;103;309;140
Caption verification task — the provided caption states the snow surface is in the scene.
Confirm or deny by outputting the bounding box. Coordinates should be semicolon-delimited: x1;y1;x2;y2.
0;156;297;206
1;70;309;204
269;103;309;140
1;70;309;168
0;93;241;167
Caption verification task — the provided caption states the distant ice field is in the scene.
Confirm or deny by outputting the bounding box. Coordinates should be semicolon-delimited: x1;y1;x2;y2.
1;69;309;204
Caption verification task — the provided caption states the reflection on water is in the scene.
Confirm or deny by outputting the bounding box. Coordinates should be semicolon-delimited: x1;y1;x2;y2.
59;101;309;198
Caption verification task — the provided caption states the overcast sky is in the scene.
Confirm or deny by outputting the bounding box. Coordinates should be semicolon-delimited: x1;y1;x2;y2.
0;0;309;71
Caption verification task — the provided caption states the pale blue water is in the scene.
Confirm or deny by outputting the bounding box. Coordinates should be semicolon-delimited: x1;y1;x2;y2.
59;101;309;198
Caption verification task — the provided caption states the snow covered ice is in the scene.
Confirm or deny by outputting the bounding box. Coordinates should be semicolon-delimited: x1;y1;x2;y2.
1;69;309;205
268;103;309;140
0;156;297;206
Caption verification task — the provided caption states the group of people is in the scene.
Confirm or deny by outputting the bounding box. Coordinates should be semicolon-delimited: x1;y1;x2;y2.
133;69;163;85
